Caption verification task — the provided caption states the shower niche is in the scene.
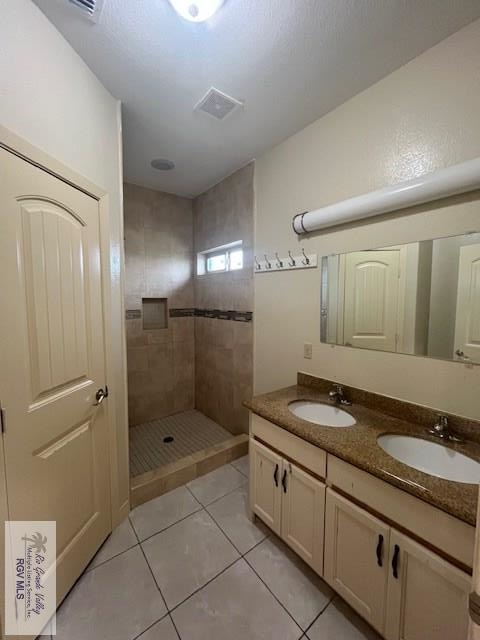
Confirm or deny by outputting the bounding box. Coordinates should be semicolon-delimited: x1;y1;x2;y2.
142;297;168;330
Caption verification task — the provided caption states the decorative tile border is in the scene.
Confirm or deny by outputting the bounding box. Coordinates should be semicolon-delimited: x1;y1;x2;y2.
195;309;253;322
169;308;195;318
125;309;141;320
125;307;253;322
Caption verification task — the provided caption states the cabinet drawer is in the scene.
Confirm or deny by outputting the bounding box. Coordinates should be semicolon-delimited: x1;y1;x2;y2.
250;413;326;478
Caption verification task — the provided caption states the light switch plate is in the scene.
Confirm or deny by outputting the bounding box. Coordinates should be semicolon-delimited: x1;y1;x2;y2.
304;342;312;359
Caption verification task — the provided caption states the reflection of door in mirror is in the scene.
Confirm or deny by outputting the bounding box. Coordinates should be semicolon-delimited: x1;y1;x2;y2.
454;243;480;362
342;250;402;352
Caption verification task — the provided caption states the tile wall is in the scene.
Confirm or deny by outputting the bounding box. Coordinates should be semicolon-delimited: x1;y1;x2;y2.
124;183;195;426
193;163;254;434
124;162;254;435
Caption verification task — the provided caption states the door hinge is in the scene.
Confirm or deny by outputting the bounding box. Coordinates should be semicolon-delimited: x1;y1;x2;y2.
0;406;6;434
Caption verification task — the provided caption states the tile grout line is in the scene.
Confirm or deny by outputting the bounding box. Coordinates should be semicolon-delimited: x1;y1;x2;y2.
205;499;269;557
134;478;312;634
129;501;263;638
191;478;311;636
242;553;305;635
86;474;245;576
168;490;304;635
185;473;247;509
128;515;176;640
199;480;328;637
84;540;139;573
132;504;204;546
88;460;326;640
301;592;336;636
168;555;243;615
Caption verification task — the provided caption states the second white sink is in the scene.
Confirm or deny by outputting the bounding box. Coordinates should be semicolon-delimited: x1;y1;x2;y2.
289;401;356;427
377;434;480;484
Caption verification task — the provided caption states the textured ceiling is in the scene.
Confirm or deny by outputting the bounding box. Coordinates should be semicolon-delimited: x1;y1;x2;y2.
34;0;480;197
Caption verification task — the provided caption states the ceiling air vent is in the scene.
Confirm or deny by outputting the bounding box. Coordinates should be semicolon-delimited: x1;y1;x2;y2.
68;0;105;23
194;87;243;121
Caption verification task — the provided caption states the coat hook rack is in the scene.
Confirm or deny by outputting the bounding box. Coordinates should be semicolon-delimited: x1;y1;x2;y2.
254;249;317;274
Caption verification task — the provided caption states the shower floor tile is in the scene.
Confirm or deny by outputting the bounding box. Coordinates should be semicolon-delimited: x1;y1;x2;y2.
129;410;232;477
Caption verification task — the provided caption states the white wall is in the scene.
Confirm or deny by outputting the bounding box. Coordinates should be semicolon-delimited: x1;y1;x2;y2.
254;19;480;421
0;0;129;520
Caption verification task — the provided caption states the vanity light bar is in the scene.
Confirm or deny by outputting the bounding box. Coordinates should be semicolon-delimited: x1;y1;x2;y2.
292;156;480;234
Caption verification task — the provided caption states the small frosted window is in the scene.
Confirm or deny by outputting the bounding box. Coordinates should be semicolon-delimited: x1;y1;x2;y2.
142;298;168;330
197;241;243;275
229;249;243;270
207;253;226;273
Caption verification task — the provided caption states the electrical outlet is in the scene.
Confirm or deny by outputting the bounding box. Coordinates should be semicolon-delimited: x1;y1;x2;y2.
304;342;312;359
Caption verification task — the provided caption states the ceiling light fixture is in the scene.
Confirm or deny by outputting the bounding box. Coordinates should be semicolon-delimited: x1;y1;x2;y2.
151;158;175;171
168;0;225;22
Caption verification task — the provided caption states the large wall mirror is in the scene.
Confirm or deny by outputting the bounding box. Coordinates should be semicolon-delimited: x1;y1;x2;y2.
321;232;480;364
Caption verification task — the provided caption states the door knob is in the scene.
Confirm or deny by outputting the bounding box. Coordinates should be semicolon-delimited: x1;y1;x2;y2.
94;386;109;406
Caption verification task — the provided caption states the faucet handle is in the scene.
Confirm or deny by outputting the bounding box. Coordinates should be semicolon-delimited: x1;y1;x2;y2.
436;414;448;427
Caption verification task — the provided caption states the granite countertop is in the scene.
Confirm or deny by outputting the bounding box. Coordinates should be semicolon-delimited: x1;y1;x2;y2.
245;384;480;526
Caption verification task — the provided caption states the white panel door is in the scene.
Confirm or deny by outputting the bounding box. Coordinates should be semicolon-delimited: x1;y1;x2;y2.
0;149;111;604
454;243;480;362
250;439;282;535
324;489;390;634
343;250;400;351
385;530;470;640
281;461;325;575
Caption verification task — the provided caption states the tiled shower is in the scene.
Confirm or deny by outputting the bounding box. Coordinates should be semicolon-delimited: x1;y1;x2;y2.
124;164;254;478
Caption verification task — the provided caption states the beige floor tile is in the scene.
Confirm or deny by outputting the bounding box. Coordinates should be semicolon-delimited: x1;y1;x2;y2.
142;510;239;609
307;598;382;640
186;463;246;505
246;536;333;630
207;485;268;553
55;547;166;640
187;464;247;506
88;517;138;569
172;559;302;640
137;615;179;640
231;454;249;477
130;485;201;541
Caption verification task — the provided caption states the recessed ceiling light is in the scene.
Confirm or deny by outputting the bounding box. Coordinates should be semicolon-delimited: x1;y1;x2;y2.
151;158;175;171
168;0;225;23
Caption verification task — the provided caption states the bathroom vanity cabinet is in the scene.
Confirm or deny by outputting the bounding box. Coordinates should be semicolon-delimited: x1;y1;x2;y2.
249;413;473;640
251;439;325;574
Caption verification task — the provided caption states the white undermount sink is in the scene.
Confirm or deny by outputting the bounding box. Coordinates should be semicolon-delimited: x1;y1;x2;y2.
377;434;480;484
289;400;356;427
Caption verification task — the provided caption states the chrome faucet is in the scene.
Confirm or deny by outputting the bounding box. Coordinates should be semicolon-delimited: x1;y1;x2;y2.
328;384;351;406
428;415;463;443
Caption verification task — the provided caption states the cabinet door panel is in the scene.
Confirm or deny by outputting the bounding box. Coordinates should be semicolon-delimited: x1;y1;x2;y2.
385;530;470;640
324;489;390;634
250;439;282;535
281;461;325;575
